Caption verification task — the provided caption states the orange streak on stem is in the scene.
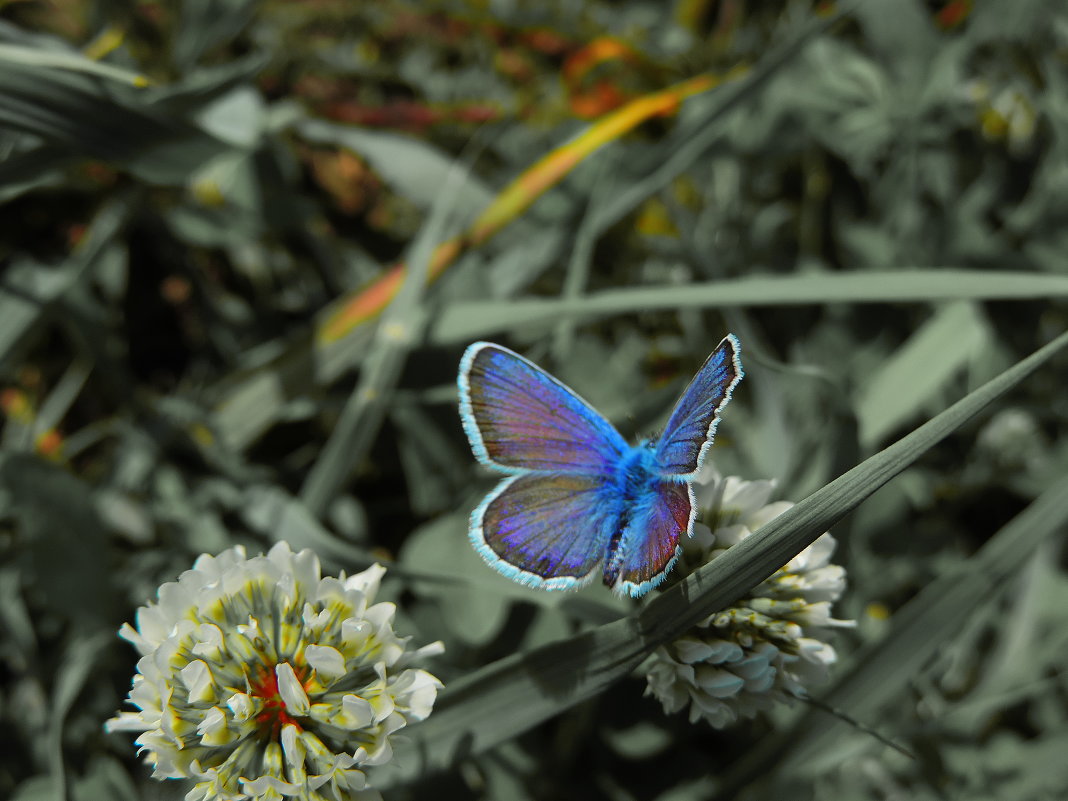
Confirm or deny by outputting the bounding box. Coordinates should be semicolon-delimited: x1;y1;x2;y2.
468;72;718;245
316;72;723;345
318;237;463;343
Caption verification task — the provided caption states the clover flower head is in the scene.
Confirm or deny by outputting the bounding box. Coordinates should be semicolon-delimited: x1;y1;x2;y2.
645;468;854;728
107;542;443;801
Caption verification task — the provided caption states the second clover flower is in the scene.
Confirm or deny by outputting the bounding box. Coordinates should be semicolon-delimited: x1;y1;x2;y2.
645;469;855;728
107;542;443;801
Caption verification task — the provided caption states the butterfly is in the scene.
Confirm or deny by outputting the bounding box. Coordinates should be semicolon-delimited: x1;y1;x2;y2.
457;335;743;598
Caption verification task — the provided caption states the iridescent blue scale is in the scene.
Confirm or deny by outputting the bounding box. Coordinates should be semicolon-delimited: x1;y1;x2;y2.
457;335;743;598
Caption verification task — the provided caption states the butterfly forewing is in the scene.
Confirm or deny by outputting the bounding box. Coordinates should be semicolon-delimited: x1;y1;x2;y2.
654;334;743;478
473;472;623;589
459;343;629;475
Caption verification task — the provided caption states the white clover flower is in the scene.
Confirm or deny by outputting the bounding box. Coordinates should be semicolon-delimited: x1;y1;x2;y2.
107;542;443;801
645;469;854;728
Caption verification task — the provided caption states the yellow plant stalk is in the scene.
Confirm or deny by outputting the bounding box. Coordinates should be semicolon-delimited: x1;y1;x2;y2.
317;72;723;344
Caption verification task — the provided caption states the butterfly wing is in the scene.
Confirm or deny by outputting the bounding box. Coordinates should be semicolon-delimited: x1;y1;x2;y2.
472;472;625;590
605;479;693;598
654;334;743;478
459;342;629;474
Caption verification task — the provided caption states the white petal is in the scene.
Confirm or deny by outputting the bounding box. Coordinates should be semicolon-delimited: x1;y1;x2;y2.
409;640;445;660
191;621;223;651
196;706;236;746
104;712;151;733
343;563;387;600
305;645;347;680
240;774;301;795
275;662;310;716
690;691;736;727
280;722;306;770
180;660;214;704
725;477;776;518
341;694;375;728
398;670;443;720
731;650;775;681
236;615;262;641
363;601;397;629
674;637;717;664
226;692;253;722
693;665;745;698
796;638;838;666
675;637;741;664
302;603;332;631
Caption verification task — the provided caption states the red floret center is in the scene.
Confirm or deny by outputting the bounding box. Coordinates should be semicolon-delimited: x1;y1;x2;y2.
250;663;308;737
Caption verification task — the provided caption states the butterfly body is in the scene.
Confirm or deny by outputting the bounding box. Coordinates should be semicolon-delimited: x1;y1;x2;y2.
458;336;742;598
568;441;665;585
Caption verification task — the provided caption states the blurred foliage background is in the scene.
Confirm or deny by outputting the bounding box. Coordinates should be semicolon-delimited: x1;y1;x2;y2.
2;0;1068;799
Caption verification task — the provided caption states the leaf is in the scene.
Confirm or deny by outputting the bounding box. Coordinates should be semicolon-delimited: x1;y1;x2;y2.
429;270;1068;344
0;144;72;204
194;85;266;148
375;329;1068;787
9;776;62;801
174;0;258;70
0;261;76;366
69;756;138;801
0;42;146;85
856;301;991;446
0;61;230;185
48;633;113;797
852;0;938;72
0;454;119;627
399;516;515;647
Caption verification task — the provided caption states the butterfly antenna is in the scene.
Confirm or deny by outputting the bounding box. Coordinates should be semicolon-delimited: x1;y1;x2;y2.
796;692;916;760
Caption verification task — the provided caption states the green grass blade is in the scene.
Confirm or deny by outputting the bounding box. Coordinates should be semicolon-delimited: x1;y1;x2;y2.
856;300;990;446
0;61;228;184
431;271;1068;343
0;43;147;85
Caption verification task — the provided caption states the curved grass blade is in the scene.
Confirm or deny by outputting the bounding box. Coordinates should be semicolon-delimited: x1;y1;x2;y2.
430;270;1068;343
0;42;147;85
0;61;229;185
856;301;989;447
378;329;1068;786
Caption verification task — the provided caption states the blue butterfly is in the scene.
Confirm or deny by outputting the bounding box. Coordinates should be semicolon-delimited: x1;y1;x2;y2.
457;335;743;598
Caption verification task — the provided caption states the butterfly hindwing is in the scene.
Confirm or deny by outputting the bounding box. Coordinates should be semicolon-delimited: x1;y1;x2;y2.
607;479;693;598
654;334;743;478
472;472;624;590
459;342;629;475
